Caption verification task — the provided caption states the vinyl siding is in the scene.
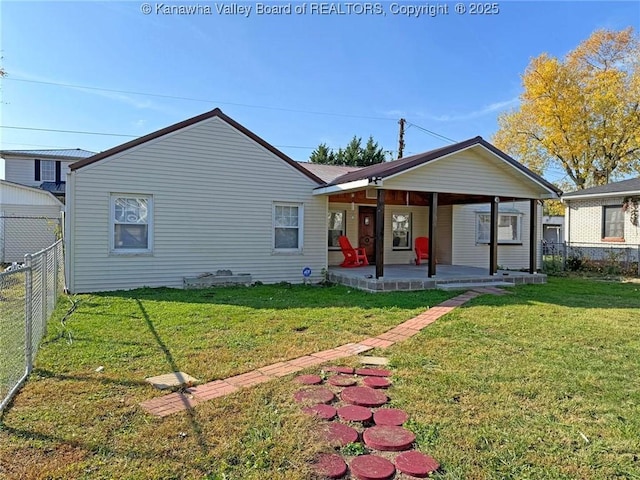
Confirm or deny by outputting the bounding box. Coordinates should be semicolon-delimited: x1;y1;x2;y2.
565;197;640;245
0;182;62;206
68;117;327;293
452;201;541;270
383;149;541;198
4;158;74;187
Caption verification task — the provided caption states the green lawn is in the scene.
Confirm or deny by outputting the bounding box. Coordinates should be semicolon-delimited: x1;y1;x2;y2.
1;279;639;479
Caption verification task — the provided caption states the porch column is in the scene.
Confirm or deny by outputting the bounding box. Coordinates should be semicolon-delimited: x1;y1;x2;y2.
529;199;538;274
375;189;385;279
489;196;499;275
427;192;438;277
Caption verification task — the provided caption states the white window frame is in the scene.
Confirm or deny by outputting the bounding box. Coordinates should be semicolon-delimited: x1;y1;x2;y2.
328;210;346;250
110;194;153;254
273;203;303;253
392;212;412;250
41;160;55;182
476;212;522;244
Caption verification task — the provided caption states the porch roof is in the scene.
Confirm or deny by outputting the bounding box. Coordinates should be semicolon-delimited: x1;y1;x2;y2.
313;136;562;198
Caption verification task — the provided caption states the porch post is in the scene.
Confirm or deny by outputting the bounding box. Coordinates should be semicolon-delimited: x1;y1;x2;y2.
428;192;438;277
489;196;499;275
529;199;538;274
375;189;385;279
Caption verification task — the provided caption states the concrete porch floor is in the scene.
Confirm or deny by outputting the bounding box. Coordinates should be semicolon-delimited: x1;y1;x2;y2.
327;264;546;292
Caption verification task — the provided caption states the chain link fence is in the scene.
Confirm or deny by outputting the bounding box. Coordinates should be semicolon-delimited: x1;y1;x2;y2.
543;241;640;276
0;240;64;412
0;215;61;264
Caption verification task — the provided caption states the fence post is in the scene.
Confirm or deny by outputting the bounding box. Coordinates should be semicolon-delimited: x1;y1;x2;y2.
562;242;567;271
41;251;48;336
52;243;58;309
24;254;33;375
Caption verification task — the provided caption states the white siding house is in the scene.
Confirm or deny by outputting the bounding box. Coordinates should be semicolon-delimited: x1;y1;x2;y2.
0;180;63;263
65;109;327;293
563;178;640;246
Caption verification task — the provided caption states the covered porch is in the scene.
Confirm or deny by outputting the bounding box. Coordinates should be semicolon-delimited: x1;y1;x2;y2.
312;137;561;290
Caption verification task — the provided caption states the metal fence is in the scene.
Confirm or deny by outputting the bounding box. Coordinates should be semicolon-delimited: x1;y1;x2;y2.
0;239;64;412
0;215;62;264
542;241;640;276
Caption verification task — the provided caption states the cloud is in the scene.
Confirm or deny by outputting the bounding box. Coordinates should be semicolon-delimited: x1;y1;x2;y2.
425;97;520;122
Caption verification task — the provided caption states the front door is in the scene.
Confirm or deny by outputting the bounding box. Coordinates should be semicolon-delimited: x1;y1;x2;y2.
358;206;376;264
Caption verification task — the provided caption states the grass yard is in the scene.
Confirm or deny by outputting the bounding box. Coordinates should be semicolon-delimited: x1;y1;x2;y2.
0;278;639;479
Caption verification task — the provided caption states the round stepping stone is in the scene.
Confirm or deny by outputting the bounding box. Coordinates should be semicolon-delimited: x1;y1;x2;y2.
341;386;388;408
373;408;409;426
363;376;391;389
350;454;395;480
323;422;359;447
356;368;392;377
296;374;323;385
294;388;335;405
328;375;357;387
337;405;373;423
303;404;337;420
363;425;416;451
314;453;348;479
395;451;440;478
325;366;355;374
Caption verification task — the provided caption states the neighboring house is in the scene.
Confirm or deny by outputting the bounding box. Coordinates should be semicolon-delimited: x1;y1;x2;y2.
0;149;95;201
562;178;640;246
0;180;63;263
65;108;561;293
542;215;564;244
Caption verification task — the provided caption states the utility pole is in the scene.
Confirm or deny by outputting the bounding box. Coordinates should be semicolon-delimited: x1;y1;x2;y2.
397;118;406;159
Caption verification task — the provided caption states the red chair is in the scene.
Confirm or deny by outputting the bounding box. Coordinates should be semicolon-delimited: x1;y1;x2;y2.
414;237;429;265
338;236;369;268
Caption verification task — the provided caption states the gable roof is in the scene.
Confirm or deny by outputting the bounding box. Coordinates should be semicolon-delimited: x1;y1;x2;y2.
321;136;562;196
297;162;363;183
0;149;95;159
562;177;640;200
69;108;324;184
0;179;64;206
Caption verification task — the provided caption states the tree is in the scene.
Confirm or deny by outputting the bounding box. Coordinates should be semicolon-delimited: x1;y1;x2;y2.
309;135;387;167
493;28;640;189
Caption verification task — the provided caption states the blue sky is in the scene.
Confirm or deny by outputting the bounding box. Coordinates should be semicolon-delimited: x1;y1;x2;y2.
1;1;638;182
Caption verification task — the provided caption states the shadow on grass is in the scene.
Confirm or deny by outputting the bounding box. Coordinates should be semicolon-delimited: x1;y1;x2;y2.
32;368;148;388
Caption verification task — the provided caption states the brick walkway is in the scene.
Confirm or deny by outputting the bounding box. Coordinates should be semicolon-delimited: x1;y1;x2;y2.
140;289;489;417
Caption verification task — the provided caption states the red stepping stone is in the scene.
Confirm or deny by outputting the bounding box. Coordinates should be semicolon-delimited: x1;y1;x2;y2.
303;404;337;420
294;388;335;405
356;368;392;377
325;366;355;374
363;425;415;451
395;451;440;478
314;453;348;479
296;374;323;385
373;408;409;426
323;422;359;447
363;377;391;389
341;386;388;408
328;375;357;387
337;405;373;423
350;454;395;480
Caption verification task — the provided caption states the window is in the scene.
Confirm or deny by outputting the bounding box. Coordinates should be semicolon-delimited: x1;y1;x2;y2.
476;213;521;244
603;205;624;240
41;160;55;181
111;195;152;253
328;210;345;249
392;213;411;249
274;203;303;251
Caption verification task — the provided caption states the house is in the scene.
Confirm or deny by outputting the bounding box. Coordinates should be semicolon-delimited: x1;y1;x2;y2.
0;149;95;201
65;108;561;293
562;177;640;246
542;215;564;244
0;180;63;263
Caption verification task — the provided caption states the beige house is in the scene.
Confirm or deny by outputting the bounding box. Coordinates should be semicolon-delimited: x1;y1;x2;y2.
0;180;63;263
65;108;560;293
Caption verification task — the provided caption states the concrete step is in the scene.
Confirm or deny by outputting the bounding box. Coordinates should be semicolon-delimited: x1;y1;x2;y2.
436;281;514;291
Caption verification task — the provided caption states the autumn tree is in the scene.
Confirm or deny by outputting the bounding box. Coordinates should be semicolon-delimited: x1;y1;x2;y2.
310;136;387;167
494;28;640;189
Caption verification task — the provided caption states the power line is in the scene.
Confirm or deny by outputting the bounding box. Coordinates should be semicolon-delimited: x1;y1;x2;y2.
1;125;137;138
405;121;458;144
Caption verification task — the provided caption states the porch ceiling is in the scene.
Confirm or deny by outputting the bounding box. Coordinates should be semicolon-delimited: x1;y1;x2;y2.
327;189;529;207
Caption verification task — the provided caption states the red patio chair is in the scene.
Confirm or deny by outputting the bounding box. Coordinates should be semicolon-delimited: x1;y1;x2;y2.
414;237;429;265
338;236;369;268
